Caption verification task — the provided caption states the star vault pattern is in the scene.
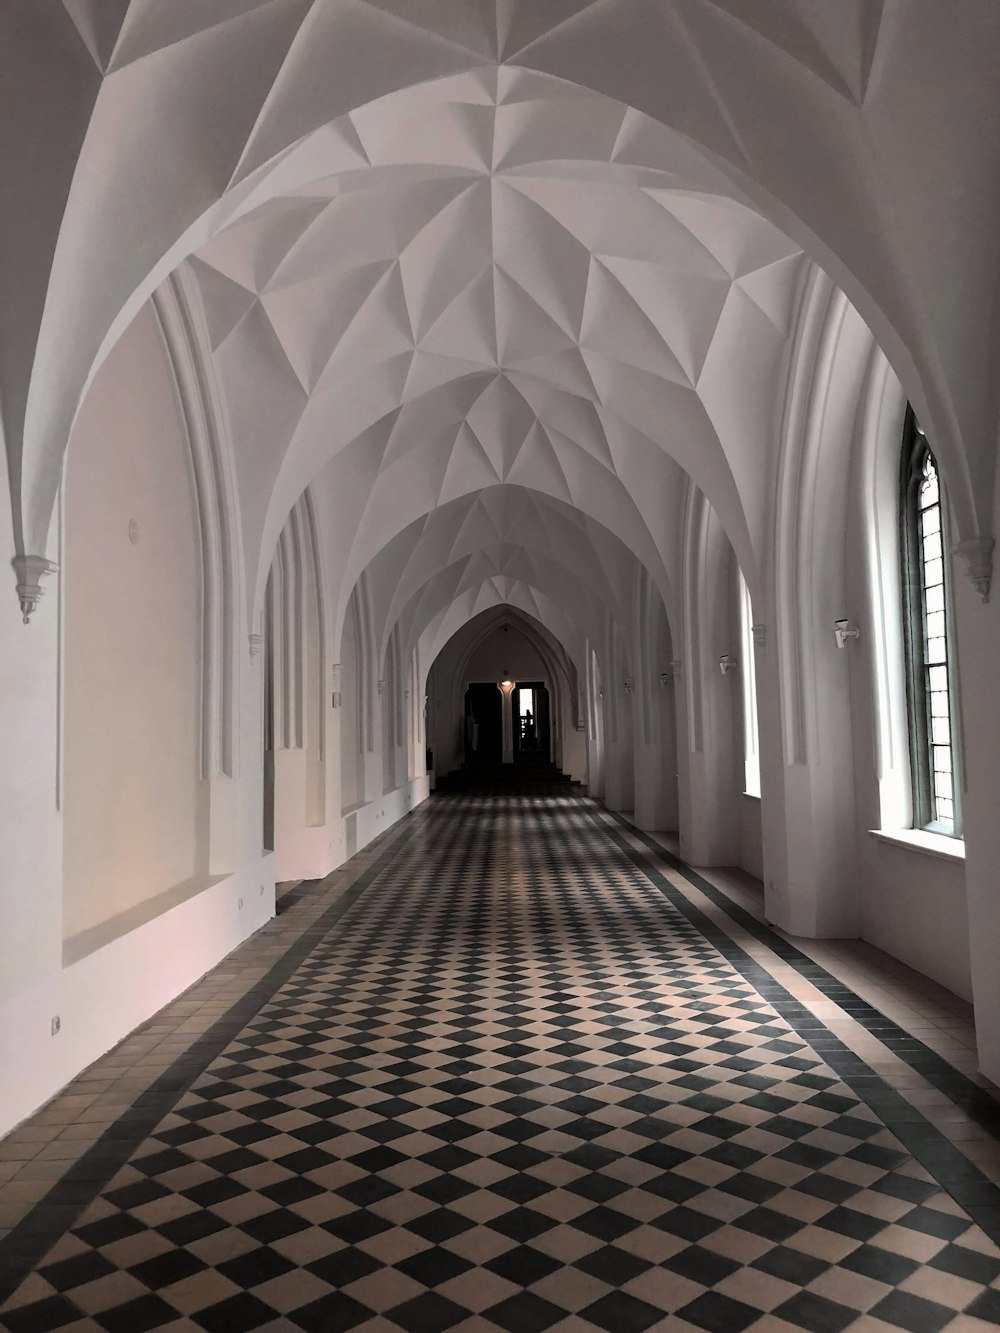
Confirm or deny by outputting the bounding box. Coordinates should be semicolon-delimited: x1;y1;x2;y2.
191;65;802;599
7;1;995;573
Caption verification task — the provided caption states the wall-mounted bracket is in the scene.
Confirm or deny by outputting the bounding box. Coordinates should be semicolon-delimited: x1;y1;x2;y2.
834;618;860;648
952;536;994;603
13;555;58;624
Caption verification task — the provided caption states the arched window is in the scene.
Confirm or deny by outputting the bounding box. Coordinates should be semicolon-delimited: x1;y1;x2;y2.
900;408;961;836
738;570;761;798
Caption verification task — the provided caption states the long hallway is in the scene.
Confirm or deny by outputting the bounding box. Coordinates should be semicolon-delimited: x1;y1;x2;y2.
2;789;1000;1332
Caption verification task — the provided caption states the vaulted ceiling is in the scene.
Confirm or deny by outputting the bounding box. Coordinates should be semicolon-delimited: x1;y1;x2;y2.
4;0;999;669
190;68;803;610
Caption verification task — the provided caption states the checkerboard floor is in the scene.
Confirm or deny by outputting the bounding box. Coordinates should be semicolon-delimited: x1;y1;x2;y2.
3;788;1000;1331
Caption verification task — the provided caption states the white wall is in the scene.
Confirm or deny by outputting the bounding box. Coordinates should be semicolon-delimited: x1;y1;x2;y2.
0;439;61;1014
842;356;972;1000
340;591;362;811
859;841;969;1001
0;297;442;1136
0;301;278;1140
62;304;208;943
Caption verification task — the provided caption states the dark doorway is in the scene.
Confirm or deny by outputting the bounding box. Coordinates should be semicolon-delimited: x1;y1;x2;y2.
516;682;550;760
465;684;502;764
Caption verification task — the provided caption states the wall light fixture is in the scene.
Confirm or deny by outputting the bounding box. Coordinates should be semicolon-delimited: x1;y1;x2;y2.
834;618;860;648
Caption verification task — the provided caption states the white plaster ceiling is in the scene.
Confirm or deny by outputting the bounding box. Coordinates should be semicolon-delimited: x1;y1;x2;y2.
183;68;803;608
360;485;650;682
359;487;648;674
399;555;599;671
5;0;999;577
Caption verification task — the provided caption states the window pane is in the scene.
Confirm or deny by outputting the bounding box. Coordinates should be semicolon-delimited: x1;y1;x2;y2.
929;688;949;717
923;557;943;589
908;440;959;835
926;637;947;664
931;715;950;746
925;610;945;640
922;530;942;564
933;745;952;777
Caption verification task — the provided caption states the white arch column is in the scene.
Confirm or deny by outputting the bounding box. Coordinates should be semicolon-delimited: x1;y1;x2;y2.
498;679;516;764
264;498;335;882
758;278;870;937
601;623;635;815
632;571;680;835
676;486;739;866
585;644;605;801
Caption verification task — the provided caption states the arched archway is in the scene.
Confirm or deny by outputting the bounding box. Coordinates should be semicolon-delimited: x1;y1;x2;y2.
425;603;585;785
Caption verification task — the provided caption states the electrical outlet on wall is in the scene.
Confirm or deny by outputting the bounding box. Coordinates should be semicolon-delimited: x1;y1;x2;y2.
51;1016;61;1036
238;896;244;910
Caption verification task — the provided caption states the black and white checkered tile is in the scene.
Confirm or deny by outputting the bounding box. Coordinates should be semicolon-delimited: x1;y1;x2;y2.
3;790;1000;1331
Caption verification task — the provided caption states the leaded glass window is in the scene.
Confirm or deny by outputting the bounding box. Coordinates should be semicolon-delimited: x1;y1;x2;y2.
900;408;961;835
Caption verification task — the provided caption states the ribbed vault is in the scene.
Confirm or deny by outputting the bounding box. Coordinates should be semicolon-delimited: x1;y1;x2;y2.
5;0;998;585
181;67;803;611
357;486;655;674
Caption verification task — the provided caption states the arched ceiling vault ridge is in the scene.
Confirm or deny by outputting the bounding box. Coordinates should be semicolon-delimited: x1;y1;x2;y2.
216;58;800;619
326;477;666;666
6;1;998;618
355;486;656;663
395;554;598;650
254;348;755;627
323;479;676;661
395;558;604;674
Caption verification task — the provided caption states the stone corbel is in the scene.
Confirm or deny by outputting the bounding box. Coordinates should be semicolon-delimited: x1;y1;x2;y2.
952;536;994;603
13;555;58;624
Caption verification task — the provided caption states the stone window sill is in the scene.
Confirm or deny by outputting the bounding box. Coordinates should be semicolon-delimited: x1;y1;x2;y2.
868;827;965;864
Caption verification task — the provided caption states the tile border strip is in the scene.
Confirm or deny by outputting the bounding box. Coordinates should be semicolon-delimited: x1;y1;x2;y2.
578;800;1000;1244
0;806;433;1304
3;786;1000;1306
601;805;1000;1128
